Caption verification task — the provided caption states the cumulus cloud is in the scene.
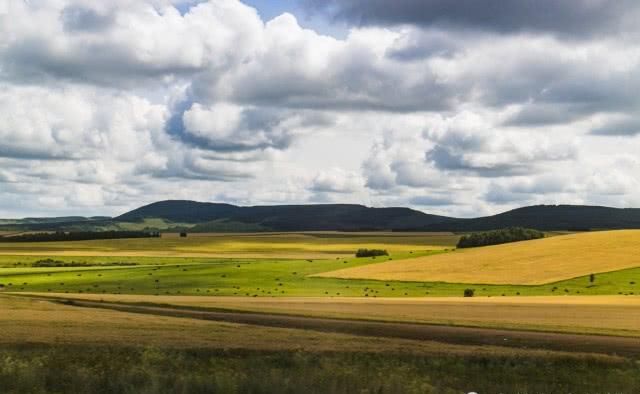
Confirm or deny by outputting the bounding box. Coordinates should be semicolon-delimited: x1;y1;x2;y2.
424;112;578;176
0;84;165;161
484;155;640;209
309;168;363;194
0;0;263;86
590;117;640;136
0;0;639;217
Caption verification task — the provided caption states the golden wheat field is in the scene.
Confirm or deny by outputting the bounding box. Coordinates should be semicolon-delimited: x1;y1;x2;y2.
26;293;640;337
315;230;640;285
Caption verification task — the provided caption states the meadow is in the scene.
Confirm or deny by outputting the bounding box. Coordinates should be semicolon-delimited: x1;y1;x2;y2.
1;251;640;298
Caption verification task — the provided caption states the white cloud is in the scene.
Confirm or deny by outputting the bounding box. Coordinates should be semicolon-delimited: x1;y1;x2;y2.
309;168;363;194
0;0;640;218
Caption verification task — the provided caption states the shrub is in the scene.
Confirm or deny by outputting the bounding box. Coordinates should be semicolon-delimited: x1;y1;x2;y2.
355;249;389;258
463;288;475;297
457;227;545;248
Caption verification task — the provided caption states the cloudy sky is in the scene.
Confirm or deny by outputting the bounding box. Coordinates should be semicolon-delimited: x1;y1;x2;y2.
1;0;639;218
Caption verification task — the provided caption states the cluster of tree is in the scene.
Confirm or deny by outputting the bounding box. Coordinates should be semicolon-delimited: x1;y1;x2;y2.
32;259;137;268
457;227;545;248
0;231;160;243
355;249;389;258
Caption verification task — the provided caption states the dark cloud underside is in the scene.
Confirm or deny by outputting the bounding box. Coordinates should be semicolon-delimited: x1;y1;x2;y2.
304;0;639;37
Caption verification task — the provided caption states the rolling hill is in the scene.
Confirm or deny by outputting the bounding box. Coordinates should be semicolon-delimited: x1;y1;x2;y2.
4;201;640;232
115;201;640;232
116;200;454;231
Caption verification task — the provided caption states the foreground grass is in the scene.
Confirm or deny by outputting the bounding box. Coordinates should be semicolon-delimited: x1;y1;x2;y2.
0;345;638;394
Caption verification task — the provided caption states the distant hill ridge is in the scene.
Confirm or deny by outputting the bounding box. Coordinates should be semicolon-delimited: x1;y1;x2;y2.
4;201;640;232
425;205;640;231
115;200;640;232
116;200;454;231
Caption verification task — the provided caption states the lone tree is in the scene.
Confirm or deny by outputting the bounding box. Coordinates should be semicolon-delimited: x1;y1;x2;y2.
463;288;475;297
590;273;595;284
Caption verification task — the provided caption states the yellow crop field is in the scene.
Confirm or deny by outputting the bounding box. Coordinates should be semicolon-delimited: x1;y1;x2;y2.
315;230;640;285
0;232;457;259
24;293;640;337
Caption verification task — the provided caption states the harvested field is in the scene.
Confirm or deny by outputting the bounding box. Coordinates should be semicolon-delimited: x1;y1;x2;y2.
26;293;640;337
2;294;613;360
0;295;501;356
316;230;640;285
12;294;640;357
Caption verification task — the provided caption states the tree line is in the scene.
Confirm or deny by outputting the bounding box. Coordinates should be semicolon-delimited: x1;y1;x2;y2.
0;231;160;243
31;259;137;267
457;227;544;248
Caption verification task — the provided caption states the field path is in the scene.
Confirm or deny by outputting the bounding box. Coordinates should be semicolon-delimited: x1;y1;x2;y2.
26;295;640;357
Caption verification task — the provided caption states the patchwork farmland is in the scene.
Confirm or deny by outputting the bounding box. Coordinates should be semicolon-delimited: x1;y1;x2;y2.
1;229;640;392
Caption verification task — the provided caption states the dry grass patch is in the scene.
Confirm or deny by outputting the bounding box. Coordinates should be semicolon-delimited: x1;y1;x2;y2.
315;230;640;285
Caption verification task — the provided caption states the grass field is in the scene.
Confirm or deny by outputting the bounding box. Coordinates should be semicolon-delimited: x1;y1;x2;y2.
317;230;640;285
2;252;640;297
0;232;458;259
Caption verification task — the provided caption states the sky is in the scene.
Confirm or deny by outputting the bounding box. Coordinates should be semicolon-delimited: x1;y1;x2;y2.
1;0;640;218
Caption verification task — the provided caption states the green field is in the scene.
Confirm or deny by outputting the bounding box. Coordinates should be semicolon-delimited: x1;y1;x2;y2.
1;250;640;298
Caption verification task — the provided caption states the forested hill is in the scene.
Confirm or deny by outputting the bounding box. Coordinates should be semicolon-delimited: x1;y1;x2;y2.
116;200;455;231
422;205;640;231
5;201;640;232
118;201;640;232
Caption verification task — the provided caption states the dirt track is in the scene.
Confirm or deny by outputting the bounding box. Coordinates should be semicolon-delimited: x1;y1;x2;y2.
48;297;640;357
